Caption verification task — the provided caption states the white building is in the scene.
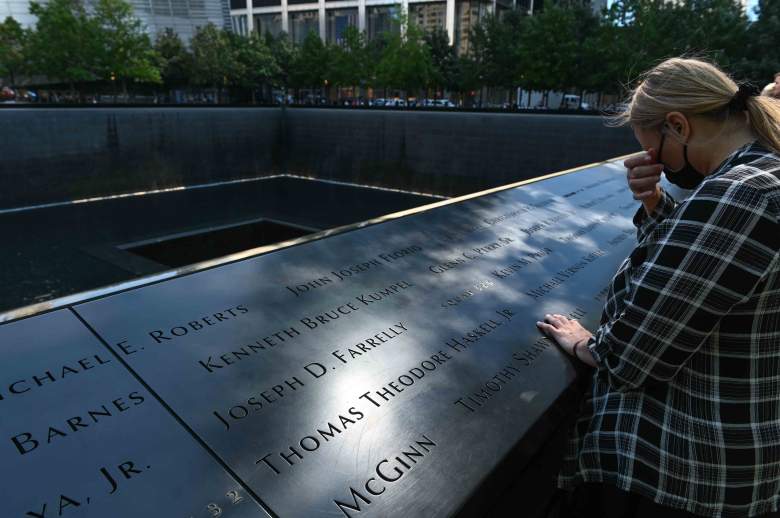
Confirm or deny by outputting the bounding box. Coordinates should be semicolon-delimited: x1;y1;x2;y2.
229;0;523;50
230;0;611;53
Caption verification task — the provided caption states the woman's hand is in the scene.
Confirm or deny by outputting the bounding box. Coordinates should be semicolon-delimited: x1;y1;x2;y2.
536;314;597;367
624;149;663;214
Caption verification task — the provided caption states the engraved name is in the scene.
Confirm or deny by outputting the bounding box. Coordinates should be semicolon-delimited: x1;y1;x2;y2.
147;304;249;344
333;434;437;517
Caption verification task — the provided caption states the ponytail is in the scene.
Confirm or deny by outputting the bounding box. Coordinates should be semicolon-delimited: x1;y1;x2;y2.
746;96;780;154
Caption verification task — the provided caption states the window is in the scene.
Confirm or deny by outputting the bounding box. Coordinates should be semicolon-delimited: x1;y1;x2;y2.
231;14;249;36
409;2;446;33
367;5;400;41
290;10;319;44
254;13;282;37
455;0;492;55
326;8;358;45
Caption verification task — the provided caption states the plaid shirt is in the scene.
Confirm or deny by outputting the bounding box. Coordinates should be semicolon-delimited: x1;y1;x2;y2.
559;141;780;517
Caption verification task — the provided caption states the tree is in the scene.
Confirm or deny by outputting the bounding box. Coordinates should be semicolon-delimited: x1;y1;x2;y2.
330;26;369;98
453;54;482;107
93;0;160;95
266;32;298;101
292;30;331;97
681;0;748;69
190;23;235;102
583;7;632;100
469;11;527;106
229;31;279;103
27;0;102;98
155;28;192;92
0;17;27;87
737;0;780;83
424;27;458;97
375;14;432;99
596;0;750;97
515;8;558;106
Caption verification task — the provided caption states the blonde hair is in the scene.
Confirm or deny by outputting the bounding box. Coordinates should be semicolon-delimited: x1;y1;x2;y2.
611;57;780;154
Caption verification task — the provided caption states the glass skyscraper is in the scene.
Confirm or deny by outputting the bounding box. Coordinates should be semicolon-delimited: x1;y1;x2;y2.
0;0;231;42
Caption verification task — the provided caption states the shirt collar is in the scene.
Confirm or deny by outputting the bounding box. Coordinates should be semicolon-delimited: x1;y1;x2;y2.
707;140;766;180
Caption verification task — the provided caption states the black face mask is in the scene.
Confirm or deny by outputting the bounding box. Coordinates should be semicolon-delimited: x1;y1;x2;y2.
657;131;705;189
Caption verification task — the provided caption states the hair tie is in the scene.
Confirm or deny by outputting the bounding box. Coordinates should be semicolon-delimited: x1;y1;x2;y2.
729;83;760;111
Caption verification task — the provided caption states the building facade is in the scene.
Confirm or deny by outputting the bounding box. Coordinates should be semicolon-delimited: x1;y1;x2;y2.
230;0;608;53
126;0;232;41
1;0;38;27
229;0;518;49
1;0;231;42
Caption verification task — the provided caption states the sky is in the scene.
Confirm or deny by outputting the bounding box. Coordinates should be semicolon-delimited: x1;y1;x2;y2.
746;0;758;19
607;0;759;20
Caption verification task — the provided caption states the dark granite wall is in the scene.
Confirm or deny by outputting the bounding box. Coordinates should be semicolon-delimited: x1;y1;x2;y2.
283;109;637;196
0;107;637;209
0;107;283;208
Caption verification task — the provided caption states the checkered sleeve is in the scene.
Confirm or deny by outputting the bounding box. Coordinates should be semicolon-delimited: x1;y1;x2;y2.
632;188;677;243
590;178;780;391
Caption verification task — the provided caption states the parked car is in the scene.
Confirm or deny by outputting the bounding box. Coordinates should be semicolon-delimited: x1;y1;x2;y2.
371;98;386;107
273;94;293;105
0;86;15;102
434;99;455;108
561;94;592;110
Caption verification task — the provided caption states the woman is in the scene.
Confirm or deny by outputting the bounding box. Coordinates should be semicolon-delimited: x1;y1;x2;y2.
537;58;780;517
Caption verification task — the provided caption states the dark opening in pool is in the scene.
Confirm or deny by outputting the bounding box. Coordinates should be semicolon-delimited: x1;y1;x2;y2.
123;218;314;268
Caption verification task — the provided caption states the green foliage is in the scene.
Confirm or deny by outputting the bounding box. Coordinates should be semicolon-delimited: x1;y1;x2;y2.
453;54;481;100
469;11;525;91
603;0;748;83
424;27;458;93
155;28;192;89
228;31;280;97
0;16;27;86
7;0;777;103
375;13;433;95
737;0;780;83
27;0;101;87
291;30;331;90
330;26;369;89
190;23;234;90
93;0;160;86
266;32;298;90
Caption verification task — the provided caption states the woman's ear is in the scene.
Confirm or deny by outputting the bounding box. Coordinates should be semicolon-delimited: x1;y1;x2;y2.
664;111;691;141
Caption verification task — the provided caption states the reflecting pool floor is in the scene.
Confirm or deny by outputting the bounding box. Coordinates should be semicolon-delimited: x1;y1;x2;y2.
1;176;440;314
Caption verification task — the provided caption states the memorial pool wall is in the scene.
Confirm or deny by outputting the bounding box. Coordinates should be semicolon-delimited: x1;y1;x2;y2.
0;107;637;209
